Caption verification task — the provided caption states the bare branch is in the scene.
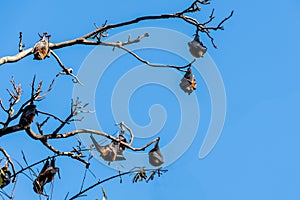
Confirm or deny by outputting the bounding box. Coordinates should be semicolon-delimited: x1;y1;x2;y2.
36;117;50;135
28;74;57;103
0;48;32;65
25;127;160;152
42;139;88;165
205;31;218;49
50;50;84;85
50;49;84;85
0;0;233;66
0;76;56;135
79;166;88;192
92;21;109;41
0;190;10;199
25;128;89;166
86;33;194;70
116;121;134;146
205;10;234;31
203;8;215;25
10;178;17;200
19;32;24;52
0;77;23;130
36;76;57;100
5;77;22;117
97;33;196;70
51;98;87;136
99;33;194;70
30;75;36;103
0;99;8;113
121;45;195;70
179;0;210;14
69;168;167;200
0;125;23;137
50;50;69;72
100;32;149;46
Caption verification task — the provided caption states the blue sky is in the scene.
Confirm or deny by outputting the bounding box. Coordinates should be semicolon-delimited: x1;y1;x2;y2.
1;0;300;199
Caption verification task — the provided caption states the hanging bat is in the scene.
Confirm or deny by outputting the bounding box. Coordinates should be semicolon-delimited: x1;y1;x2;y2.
0;165;11;189
19;104;37;128
32;32;50;60
188;34;207;58
179;67;197;95
90;135;126;163
148;140;164;167
33;158;59;194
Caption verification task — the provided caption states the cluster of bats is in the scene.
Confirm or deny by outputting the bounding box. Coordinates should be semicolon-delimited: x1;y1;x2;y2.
0;29;206;194
90;134;164;167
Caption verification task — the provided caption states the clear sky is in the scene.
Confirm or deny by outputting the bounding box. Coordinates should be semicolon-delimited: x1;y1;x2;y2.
1;0;300;200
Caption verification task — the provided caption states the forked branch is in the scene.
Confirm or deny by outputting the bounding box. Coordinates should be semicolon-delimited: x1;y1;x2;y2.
0;0;233;71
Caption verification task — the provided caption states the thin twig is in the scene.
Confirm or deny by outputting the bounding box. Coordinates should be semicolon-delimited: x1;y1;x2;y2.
36;117;50;135
37;135;89;166
0;99;8;113
9;179;17;200
116;122;134;146
92;33;195;70
203;8;215;25
79;167;88;192
30;75;36;104
205;10;234;31
69;168;167;200
50;50;70;73
0;191;10;200
19;32;24;52
37;76;57;100
118;45;196;70
37;110;67;124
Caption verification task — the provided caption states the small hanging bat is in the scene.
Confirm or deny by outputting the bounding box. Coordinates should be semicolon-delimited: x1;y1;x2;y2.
148;140;164;167
33;158;59;194
32;32;50;60
179;67;197;95
19;104;37;128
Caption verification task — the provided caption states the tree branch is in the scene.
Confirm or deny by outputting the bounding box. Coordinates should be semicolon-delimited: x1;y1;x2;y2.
50;50;84;85
0;76;56;136
0;48;32;65
25;127;160;152
37;110;67;124
0;0;233;67
24;128;89;166
0;125;23;137
69;168;167;200
117;44;196;70
116;121;134;146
